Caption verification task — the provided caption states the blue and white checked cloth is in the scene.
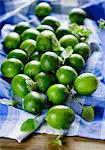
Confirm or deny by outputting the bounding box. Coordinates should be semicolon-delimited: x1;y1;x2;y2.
0;0;105;143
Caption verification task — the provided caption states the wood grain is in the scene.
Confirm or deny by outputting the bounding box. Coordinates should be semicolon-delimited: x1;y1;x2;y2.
0;134;105;150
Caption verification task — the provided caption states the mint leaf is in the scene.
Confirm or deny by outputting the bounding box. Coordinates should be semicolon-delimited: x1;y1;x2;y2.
51;34;61;52
69;24;91;41
25;79;37;91
61;46;73;63
49;134;63;146
82;106;94;122
0;99;19;107
21;118;37;132
53;139;62;146
98;18;105;31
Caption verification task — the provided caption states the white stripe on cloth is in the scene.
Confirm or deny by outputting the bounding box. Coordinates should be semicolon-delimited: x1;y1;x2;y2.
0;104;46;143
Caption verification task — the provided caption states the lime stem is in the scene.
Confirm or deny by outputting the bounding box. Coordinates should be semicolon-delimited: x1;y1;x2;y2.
70;92;84;107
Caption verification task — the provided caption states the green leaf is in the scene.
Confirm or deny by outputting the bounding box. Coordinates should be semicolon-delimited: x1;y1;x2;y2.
69;23;78;32
74;26;91;38
53;139;62;146
98;18;105;31
51;34;61;52
49;133;63;146
69;24;92;40
25;79;37;91
49;134;63;146
61;46;73;63
0;99;19;107
82;106;94;122
21;118;37;132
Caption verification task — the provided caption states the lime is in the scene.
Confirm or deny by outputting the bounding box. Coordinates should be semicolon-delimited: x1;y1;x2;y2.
74;73;98;96
11;74;34;98
20;39;36;57
36;25;54;32
1;58;23;78
23;91;45;114
7;49;28;64
40;51;59;72
36;30;60;52
35;72;56;92
3;32;20;51
56;66;77;85
41;16;60;31
24;60;41;79
47;84;69;105
66;54;85;73
36;30;52;52
14;22;30;34
74;42;90;60
59;34;78;48
21;28;40;41
30;51;41;61
56;26;71;39
69;8;86;25
35;2;52;17
46;105;75;129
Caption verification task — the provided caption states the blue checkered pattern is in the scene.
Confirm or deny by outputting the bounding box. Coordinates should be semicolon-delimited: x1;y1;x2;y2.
0;0;105;143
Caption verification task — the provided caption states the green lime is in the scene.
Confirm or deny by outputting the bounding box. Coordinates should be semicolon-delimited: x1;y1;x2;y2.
40;51;59;72
11;74;34;98
7;49;28;64
36;25;54;32
1;58;23;78
56;66;77;85
36;30;60;52
21;28;40;41
20;39;36;57
74;42;90;60
23;91;45;114
46;105;75;129
69;8;86;25
24;60;41;79
56;26;71;39
74;73;98;96
41;16;60;31
35;2;52;17
14;22;30;34
36;30;52;52
3;32;20;51
59;34;78;48
47;84;69;105
66;54;85;73
30;51;41;61
35;72;56;93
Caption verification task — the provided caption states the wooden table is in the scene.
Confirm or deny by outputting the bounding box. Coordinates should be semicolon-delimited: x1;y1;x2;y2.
0;134;105;150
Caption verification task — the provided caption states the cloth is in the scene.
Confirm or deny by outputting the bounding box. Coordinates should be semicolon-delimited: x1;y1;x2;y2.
0;0;105;143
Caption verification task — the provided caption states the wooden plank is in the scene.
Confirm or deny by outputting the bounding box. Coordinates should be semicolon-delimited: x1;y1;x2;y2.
0;134;105;150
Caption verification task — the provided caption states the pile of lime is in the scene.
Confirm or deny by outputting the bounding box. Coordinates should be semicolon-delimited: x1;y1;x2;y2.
1;2;98;132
